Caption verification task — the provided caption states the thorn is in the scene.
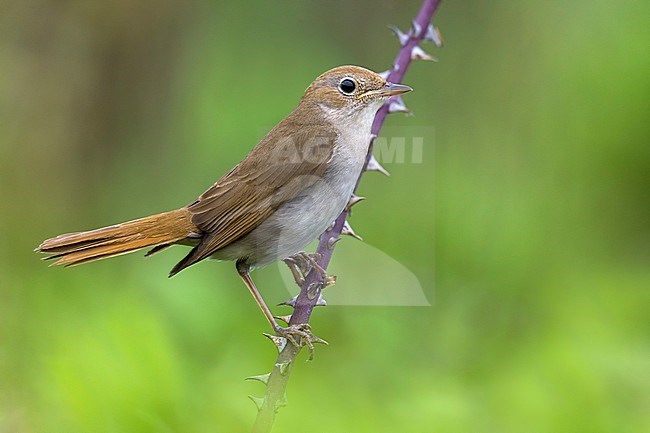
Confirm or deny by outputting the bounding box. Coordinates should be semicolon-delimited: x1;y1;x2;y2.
245;373;271;385
324;275;337;288
278;295;297;307
377;70;391;80
346;194;366;211
411;20;423;38
276;361;291;376
279;294;327;307
342;220;363;241
306;334;329;355
388;95;411;114
411;45;437;62
262;333;287;352
327;237;340;250
388;25;409;46
425;24;443;47
366;155;390;176
248;395;265;412
306;281;321;300
274;315;292;325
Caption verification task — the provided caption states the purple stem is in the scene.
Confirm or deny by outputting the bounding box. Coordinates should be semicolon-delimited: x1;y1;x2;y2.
252;2;442;431
290;0;442;325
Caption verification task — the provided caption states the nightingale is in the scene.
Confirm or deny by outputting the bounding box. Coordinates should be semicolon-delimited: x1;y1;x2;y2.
36;65;412;343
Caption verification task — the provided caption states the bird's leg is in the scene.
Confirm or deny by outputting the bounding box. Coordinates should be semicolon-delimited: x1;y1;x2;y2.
236;260;279;332
236;260;327;352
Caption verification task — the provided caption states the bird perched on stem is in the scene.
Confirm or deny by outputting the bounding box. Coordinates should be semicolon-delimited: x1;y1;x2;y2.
36;65;412;345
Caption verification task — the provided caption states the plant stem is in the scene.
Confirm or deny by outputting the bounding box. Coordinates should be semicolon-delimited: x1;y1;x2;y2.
251;1;443;431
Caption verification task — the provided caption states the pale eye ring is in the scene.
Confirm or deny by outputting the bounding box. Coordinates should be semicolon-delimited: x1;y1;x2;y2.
339;78;356;94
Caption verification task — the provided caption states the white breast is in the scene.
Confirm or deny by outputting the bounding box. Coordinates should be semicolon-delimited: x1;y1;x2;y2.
213;103;379;268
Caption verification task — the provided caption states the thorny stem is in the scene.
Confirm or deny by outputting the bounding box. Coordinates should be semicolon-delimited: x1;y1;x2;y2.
250;1;443;431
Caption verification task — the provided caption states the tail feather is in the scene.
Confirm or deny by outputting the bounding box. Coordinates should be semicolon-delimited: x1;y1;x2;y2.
37;208;197;267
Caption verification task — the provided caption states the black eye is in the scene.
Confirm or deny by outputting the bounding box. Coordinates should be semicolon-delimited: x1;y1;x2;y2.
339;78;356;94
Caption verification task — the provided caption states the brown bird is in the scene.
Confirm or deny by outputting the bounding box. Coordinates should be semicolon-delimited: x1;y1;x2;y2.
36;65;412;343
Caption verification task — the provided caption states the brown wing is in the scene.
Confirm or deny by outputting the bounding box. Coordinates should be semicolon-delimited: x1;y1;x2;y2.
168;118;337;276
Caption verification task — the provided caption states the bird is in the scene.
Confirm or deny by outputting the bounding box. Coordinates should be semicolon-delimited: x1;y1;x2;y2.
36;65;412;344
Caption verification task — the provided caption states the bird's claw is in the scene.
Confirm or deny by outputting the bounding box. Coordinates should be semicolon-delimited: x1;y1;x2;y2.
274;323;328;360
283;252;328;286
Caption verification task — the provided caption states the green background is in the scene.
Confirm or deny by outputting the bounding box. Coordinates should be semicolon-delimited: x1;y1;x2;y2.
1;1;648;432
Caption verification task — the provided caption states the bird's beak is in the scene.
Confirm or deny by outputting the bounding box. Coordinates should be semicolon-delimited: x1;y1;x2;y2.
378;82;413;97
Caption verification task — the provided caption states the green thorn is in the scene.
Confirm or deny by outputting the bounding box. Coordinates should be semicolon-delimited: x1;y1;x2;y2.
248;395;265;412
262;333;287;352
276;361;291;376
245;373;271;385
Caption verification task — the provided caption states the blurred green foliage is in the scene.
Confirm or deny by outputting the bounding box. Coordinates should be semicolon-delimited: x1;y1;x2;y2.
1;1;648;432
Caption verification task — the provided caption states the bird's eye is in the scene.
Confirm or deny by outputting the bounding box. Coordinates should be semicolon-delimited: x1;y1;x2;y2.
339;78;356;94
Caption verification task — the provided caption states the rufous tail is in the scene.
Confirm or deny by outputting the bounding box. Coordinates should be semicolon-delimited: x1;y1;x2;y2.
37;208;197;267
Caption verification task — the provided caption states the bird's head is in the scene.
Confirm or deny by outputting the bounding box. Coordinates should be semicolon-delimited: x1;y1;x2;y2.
301;65;412;122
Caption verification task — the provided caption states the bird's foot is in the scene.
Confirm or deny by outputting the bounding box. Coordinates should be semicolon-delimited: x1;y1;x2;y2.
274;323;328;359
283;256;306;286
283;252;330;286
